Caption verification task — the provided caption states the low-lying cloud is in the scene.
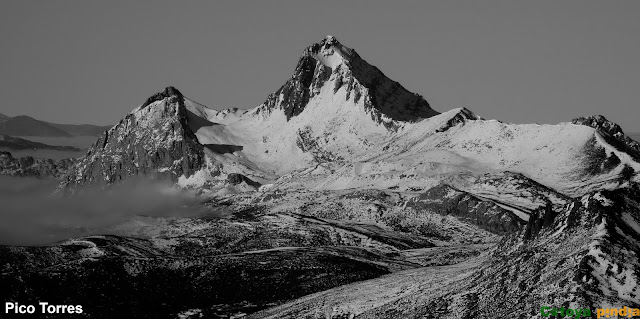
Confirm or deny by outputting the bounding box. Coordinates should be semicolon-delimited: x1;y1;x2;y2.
0;176;205;246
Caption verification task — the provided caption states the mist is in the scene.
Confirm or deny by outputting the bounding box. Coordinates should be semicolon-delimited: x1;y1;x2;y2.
0;176;206;246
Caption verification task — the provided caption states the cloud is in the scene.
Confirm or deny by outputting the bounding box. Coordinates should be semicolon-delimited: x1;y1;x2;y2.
0;176;205;245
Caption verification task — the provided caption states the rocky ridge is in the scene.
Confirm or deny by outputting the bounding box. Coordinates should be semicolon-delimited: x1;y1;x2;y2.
0;151;74;178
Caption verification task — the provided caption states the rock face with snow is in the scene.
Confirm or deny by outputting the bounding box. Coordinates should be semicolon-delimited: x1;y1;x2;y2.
406;184;525;234
59;37;640;194
257;36;438;126
61;86;205;188
573;115;640;162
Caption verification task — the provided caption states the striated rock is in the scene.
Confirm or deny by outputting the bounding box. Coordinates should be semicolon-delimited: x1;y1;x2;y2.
60;86;205;189
406;184;525;234
435;107;482;133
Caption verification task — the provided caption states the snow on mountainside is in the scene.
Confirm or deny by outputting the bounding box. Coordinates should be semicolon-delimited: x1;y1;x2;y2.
61;36;640;200
251;184;640;318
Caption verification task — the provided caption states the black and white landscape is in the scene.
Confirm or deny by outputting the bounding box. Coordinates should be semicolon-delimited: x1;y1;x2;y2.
1;33;639;318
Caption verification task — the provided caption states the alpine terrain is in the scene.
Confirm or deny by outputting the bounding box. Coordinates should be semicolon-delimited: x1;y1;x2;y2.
2;36;639;318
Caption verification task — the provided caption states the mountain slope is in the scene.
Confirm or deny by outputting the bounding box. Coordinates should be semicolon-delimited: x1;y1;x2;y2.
0;115;72;137
251;184;640;318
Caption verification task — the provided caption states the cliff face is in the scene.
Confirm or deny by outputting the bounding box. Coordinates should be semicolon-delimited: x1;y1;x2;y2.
61;87;205;188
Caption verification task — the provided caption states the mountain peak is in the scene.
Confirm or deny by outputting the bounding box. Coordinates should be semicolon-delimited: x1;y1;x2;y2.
258;36;438;124
572;115;624;137
304;35;356;69
572;114;640;159
61;86;204;188
141;86;184;108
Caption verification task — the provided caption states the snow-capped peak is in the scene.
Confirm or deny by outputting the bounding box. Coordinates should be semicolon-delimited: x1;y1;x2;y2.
306;35;355;69
141;86;184;109
257;36;439;123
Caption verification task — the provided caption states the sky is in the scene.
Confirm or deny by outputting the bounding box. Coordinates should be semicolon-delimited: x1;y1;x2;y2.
0;1;639;132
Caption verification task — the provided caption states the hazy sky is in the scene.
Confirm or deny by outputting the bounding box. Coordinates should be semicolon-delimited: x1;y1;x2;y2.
1;1;639;131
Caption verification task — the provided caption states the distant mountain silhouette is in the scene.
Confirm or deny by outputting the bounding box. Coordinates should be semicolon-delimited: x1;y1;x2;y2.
0;113;110;137
0;134;80;151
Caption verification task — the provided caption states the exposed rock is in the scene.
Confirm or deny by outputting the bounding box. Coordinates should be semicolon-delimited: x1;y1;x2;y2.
0;151;75;178
406;184;525;234
60;86;205;189
573;115;640;160
257;36;439;127
227;173;261;187
435;107;481;132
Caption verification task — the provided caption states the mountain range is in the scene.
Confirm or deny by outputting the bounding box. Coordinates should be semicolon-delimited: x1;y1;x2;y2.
0;112;110;137
2;36;639;318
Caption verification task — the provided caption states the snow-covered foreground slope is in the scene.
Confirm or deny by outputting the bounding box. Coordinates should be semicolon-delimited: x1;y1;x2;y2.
250;185;640;318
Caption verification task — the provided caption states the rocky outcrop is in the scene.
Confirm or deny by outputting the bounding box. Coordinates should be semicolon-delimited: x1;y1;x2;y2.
573;115;640;161
435;107;482;133
0;151;75;178
406;184;525;234
60;87;205;188
227;173;261;187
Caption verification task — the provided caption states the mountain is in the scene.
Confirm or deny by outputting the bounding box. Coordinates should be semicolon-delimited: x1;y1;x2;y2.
48;123;112;136
0;134;80;152
0;115;71;137
256;35;439;124
60;87;205;188
61;36;640;195
4;36;640;317
0;113;110;137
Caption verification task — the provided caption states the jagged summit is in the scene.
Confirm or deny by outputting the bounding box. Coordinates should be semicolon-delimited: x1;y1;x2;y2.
573;115;640;155
141;86;184;108
258;36;439;124
61;86;204;189
305;35;356;69
573;115;626;138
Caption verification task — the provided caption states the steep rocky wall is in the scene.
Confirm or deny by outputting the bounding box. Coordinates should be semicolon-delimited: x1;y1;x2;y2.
60;87;205;189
